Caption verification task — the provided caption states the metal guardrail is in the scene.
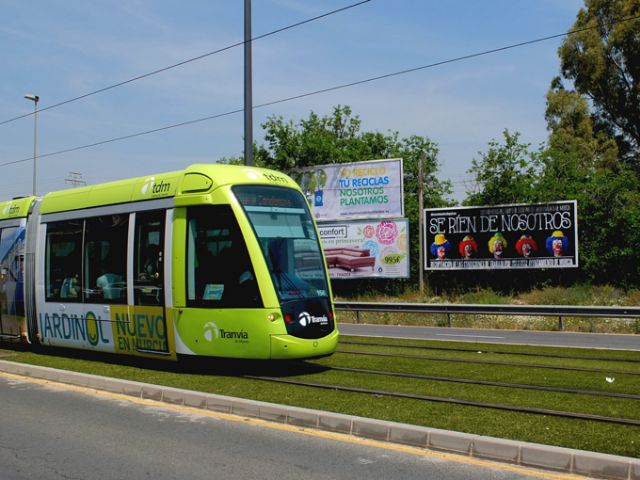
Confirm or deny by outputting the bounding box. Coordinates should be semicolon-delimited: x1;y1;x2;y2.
333;301;640;330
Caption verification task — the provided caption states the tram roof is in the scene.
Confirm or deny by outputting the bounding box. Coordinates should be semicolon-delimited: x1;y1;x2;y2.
37;164;298;215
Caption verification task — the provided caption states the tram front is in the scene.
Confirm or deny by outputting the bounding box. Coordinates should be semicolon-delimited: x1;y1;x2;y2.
233;184;338;359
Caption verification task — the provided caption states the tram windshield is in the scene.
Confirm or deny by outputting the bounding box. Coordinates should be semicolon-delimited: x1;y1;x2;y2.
233;185;330;302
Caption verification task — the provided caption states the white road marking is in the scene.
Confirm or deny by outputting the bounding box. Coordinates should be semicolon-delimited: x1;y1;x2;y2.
436;334;505;339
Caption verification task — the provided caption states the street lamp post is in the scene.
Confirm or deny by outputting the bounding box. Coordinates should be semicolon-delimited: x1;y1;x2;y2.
24;94;39;196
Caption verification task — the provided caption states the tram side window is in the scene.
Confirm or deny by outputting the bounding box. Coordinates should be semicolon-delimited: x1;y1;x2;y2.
186;205;261;308
46;220;83;302
134;210;165;306
84;215;128;304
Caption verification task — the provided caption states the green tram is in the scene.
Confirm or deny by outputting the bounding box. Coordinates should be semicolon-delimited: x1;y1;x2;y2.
0;164;338;360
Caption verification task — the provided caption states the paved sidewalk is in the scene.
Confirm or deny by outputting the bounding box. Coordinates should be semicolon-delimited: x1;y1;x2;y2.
1;360;638;480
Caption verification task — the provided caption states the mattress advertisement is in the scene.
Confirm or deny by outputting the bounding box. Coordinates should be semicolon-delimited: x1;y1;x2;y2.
291;158;404;221
318;218;409;279
424;201;578;270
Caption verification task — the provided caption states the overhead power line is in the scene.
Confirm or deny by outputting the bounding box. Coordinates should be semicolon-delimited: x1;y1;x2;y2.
0;0;372;127
2;13;639;169
0;108;244;167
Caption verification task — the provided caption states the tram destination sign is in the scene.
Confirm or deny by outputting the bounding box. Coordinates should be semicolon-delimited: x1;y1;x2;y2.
291;158;404;221
424;201;578;270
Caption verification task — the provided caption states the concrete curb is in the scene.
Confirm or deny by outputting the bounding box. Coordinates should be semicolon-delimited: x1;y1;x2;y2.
1;360;638;480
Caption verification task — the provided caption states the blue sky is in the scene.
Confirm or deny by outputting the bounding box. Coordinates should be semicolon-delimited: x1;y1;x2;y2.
0;0;583;200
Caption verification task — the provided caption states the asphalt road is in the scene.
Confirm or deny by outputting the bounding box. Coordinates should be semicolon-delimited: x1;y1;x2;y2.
338;323;640;351
0;374;551;480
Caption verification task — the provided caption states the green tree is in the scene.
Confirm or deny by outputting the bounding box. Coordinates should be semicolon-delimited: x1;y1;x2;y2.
465;130;543;206
254;105;452;288
540;81;640;286
575;167;640;286
458;132;554;294
256;105;398;169
539;80;618;202
545;78;618;171
557;0;640;164
451;0;640;291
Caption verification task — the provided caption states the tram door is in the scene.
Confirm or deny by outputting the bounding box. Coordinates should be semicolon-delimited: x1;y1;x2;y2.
132;211;169;354
0;226;26;341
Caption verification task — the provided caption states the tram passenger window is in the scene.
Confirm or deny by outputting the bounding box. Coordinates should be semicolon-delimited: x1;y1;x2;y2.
186;205;261;308
84;215;128;304
46;220;83;302
134;211;164;306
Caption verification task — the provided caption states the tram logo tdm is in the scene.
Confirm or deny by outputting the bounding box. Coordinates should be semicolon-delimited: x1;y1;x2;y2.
3;204;20;216
152;180;171;194
141;177;172;196
262;173;288;184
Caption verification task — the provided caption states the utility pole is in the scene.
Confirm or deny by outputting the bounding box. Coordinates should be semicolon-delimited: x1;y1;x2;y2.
24;94;39;195
418;154;425;295
244;0;254;166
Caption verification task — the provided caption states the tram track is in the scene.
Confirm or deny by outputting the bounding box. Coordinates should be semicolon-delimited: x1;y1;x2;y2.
336;349;640;376
244;375;640;427
238;337;640;428
325;365;640;400
340;340;640;363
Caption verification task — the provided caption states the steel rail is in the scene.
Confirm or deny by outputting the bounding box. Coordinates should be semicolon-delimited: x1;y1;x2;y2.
334;301;640;318
327;366;640;400
336;349;640;376
245;375;640;427
340;340;640;363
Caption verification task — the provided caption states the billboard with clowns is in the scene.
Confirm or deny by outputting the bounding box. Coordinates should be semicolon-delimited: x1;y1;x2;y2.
424;201;578;270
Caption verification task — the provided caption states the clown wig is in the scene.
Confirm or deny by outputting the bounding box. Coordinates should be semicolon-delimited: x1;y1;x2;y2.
430;234;451;256
545;231;569;256
515;235;538;256
487;232;507;253
458;235;478;257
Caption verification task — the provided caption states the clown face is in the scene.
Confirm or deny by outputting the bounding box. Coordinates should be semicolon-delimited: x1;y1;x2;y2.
492;240;504;259
437;246;447;260
521;243;532;257
552;238;564;257
463;244;474;259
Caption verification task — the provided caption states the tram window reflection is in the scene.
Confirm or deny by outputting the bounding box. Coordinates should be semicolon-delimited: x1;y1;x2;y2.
45;220;83;302
134;211;164;306
84;215;128;303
